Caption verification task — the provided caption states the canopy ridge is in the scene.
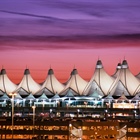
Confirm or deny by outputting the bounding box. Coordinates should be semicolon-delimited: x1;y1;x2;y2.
74;74;80;95
26;73;31;94
2;72;7;93
134;84;140;96
50;73;55;94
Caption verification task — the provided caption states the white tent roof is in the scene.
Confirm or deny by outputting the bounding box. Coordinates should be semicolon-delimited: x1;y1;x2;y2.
103;95;114;102
51;93;60;100
14;69;40;96
60;69;88;96
84;60;115;96
36;93;49;101
0;69;17;95
136;72;140;80
14;93;23;100
88;90;103;99
131;94;140;101
83;81;104;96
112;60;140;96
112;81;130;96
25;93;35;100
0;93;10;100
117;93;129;101
35;69;64;96
65;90;75;97
35;88;55;96
112;63;121;78
61;89;76;100
60;88;79;96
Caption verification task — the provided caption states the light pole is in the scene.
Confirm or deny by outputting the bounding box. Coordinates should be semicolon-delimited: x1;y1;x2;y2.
42;100;45;113
138;101;140;115
77;109;80;117
84;101;87;108
66;103;69;110
32;106;36;140
9;92;17;140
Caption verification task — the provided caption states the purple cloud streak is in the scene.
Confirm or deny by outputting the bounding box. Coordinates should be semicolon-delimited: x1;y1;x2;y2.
0;0;140;50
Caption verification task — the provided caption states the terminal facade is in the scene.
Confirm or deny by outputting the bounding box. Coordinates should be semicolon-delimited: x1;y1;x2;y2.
0;59;140;139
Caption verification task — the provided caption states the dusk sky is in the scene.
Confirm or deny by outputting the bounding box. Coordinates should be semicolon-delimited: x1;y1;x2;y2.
0;0;140;84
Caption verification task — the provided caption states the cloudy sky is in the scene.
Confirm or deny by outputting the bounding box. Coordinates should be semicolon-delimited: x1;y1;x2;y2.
0;0;140;83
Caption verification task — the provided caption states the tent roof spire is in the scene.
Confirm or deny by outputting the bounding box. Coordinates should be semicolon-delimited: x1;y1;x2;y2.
122;59;128;69
96;59;103;69
1;69;6;74
117;62;121;69
24;68;30;75
48;68;54;75
71;68;78;75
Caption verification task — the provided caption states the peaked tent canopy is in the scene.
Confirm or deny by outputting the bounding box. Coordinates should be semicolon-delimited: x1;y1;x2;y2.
0;93;10;100
60;69;88;96
51;93;60;101
131;94;140;101
84;60;115;96
60;89;79;100
25;93;35;100
37;93;49;101
88;90;103;99
14;93;23;100
136;72;140;80
111;62;129;96
35;68;64;96
84;81;104;97
112;63;121;78
117;93;129;102
0;69;17;95
112;60;140;96
14;69;41;96
103;95;114;102
65;90;75;98
112;81;130;96
61;90;76;100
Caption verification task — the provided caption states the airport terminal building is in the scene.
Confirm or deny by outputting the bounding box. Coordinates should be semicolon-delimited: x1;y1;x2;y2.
0;59;140;139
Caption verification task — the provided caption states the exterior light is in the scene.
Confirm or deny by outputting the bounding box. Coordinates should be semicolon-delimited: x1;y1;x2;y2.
133;110;136;114
32;106;36;140
95;132;97;135
9;92;17;140
50;109;52;112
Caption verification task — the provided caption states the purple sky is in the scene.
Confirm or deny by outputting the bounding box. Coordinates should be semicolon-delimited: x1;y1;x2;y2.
0;0;140;38
0;0;140;83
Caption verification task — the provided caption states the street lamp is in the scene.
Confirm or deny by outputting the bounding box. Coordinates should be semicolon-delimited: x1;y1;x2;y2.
77;109;80;117
32;106;36;140
9;92;17;140
106;103;109;109
138;101;140;115
139;101;140;109
42;100;45;113
84;101;87;108
66;103;69;110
